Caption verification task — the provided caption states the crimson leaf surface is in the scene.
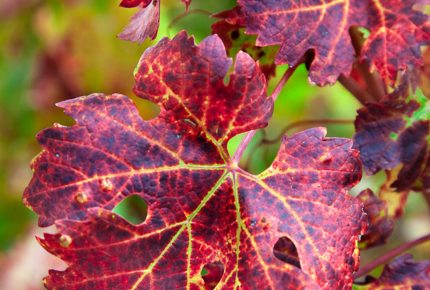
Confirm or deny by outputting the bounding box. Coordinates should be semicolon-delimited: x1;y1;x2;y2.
24;32;365;289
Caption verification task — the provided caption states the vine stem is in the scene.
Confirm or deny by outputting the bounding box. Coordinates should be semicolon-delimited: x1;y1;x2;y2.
263;119;354;145
232;65;298;164
349;27;386;101
338;74;374;105
354;233;430;279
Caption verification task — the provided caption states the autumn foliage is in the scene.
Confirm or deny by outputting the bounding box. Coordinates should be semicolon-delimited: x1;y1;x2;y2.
23;0;430;289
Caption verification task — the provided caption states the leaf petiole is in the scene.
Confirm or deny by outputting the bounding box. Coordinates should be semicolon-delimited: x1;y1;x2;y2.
232;64;299;164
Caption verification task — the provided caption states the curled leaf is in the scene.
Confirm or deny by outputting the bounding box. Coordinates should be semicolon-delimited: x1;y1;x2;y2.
119;0;191;43
119;0;160;43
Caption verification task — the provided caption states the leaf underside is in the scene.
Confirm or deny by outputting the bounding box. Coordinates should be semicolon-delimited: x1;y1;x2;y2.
119;0;160;43
24;32;365;289
118;0;191;43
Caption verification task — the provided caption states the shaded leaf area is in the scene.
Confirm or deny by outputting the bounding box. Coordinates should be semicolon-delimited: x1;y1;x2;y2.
354;89;430;192
25;32;365;289
421;47;430;97
357;176;408;249
356;254;430;289
273;236;301;269
358;189;394;249
234;0;430;85
212;8;278;80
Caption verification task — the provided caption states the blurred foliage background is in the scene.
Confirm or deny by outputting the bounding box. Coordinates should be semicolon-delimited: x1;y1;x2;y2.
0;0;428;289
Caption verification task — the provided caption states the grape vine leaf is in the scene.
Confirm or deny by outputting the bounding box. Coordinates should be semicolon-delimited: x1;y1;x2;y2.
119;0;160;43
357;172;409;249
119;0;191;43
234;0;430;85
356;254;430;289
354;89;430;191
212;8;278;80
24;32;365;289
357;189;395;248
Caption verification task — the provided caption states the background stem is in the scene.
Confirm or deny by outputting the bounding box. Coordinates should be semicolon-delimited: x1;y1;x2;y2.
354;233;430;279
338;74;373;105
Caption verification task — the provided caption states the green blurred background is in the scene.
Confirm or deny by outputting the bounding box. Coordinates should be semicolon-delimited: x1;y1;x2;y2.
0;0;428;288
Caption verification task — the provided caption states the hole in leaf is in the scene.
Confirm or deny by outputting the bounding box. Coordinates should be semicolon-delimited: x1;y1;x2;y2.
357;26;371;39
201;261;224;289
273;236;301;269
112;195;147;225
304;49;315;71
129;95;160;120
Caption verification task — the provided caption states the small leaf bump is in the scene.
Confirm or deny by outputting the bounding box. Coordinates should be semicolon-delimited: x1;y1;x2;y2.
100;178;113;192
59;234;72;248
74;191;89;204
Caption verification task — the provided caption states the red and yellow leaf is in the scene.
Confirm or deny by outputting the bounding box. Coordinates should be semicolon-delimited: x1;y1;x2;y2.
235;0;430;85
24;32;365;289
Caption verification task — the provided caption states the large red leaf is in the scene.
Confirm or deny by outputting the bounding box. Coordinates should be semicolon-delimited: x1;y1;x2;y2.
24;32;365;289
236;0;430;85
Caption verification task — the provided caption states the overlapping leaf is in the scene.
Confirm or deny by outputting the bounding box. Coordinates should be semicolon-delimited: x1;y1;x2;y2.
357;170;409;249
24;32;365;289
356;255;430;289
234;0;430;85
212;8;278;80
357;189;395;248
353;89;430;191
119;0;190;43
